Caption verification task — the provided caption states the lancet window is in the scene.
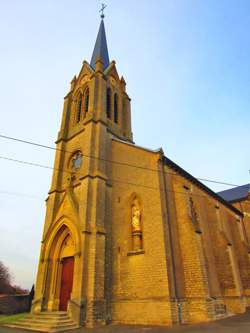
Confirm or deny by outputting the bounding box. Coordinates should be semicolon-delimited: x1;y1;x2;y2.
106;88;111;119
84;87;89;115
114;93;118;124
76;94;82;123
122;97;127;129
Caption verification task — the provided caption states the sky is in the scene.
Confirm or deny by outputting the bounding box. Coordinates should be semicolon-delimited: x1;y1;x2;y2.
0;0;249;289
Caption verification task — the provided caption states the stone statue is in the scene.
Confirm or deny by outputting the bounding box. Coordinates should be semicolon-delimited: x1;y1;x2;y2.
189;197;198;224
188;197;201;233
131;201;143;251
131;205;141;232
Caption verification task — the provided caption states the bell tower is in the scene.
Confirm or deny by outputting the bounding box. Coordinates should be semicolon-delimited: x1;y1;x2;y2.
59;18;133;146
32;16;132;327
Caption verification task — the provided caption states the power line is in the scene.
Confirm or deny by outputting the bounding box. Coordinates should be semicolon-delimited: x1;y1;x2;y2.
0;134;241;188
0;154;240;203
0;190;43;200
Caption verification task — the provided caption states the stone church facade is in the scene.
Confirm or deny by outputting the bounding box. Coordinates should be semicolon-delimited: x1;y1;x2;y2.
31;19;250;328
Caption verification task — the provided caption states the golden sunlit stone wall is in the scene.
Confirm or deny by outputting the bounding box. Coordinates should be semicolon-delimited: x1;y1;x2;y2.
110;141;174;325
233;197;250;253
32;59;133;328
167;169;250;319
32;57;250;328
109;139;250;325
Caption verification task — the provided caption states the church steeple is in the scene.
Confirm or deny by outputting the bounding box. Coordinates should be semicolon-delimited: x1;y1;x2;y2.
90;19;110;70
57;11;132;143
31;9;133;327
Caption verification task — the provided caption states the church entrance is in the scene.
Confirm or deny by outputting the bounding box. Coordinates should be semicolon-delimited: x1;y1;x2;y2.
59;256;74;311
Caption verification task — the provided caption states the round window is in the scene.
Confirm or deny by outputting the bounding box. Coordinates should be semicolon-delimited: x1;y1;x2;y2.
71;151;83;170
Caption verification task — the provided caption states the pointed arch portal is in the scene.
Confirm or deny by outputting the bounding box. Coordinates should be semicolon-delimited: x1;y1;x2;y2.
42;222;78;311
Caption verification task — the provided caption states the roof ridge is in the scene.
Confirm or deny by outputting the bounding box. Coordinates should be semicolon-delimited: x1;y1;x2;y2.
163;156;243;216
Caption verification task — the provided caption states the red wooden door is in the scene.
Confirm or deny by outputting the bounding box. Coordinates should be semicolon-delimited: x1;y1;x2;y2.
59;257;74;311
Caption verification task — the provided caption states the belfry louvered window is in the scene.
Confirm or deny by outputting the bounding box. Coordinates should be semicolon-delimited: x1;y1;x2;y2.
76;94;82;123
84;88;89;115
114;93;118;124
106;88;111;119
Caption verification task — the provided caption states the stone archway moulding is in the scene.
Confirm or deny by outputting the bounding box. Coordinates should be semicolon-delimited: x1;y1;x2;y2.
41;216;81;261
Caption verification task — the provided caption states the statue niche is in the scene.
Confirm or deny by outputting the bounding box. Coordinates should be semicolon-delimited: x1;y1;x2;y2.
131;199;143;251
188;197;201;233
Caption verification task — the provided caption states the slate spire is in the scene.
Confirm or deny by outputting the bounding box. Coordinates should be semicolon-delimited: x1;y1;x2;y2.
90;19;110;70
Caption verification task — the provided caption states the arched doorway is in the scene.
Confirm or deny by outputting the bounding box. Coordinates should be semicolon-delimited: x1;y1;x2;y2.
42;225;77;312
58;235;75;311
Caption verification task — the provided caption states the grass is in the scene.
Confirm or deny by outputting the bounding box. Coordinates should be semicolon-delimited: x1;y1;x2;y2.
0;313;28;324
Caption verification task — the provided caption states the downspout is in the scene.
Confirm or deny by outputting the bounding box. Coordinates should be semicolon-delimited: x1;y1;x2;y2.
160;155;182;324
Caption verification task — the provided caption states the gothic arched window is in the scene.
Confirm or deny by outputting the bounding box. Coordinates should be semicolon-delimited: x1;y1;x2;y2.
84;87;89;116
76;94;82;123
122;97;127;133
114;93;118;124
106;88;111;119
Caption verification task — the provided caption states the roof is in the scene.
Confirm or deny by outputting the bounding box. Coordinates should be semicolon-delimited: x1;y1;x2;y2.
111;136;162;153
90;19;110;70
217;184;250;203
111;137;243;217
163;156;243;216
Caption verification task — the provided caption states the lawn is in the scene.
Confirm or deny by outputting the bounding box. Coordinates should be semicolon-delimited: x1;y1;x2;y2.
0;313;28;324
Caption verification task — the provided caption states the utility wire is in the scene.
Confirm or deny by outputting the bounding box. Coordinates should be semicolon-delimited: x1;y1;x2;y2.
0;154;240;203
0;134;240;188
0;190;43;200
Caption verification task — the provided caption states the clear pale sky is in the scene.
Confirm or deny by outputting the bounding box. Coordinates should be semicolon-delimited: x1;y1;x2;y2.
0;0;249;289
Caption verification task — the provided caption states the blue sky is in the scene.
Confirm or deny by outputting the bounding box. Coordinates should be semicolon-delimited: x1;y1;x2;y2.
0;0;249;288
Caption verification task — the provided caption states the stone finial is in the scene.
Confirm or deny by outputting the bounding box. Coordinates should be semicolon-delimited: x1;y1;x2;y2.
121;76;126;91
95;57;104;73
70;76;77;91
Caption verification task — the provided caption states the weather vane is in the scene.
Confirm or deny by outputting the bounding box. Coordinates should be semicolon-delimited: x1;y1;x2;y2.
100;3;107;19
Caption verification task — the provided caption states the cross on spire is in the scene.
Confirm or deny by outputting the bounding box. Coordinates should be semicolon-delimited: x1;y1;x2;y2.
100;3;107;19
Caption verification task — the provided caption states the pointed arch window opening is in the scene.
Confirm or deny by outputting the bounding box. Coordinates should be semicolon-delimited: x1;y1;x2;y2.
84;88;89;116
106;88;111;119
76;94;82;123
122;97;127;135
114;93;118;124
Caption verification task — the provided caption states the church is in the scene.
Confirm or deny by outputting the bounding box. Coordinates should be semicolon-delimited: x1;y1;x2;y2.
16;16;250;331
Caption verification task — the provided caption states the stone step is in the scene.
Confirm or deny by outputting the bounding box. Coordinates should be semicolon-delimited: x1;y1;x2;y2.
27;314;69;320
3;311;79;333
4;323;50;332
5;322;79;332
36;311;67;315
9;320;76;328
32;311;68;317
17;318;74;326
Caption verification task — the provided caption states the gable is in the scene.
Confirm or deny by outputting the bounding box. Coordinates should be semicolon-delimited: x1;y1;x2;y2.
72;61;93;91
54;189;79;222
105;61;120;82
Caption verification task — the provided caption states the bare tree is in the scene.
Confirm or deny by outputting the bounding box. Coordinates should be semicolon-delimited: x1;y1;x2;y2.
0;261;12;294
0;261;29;295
